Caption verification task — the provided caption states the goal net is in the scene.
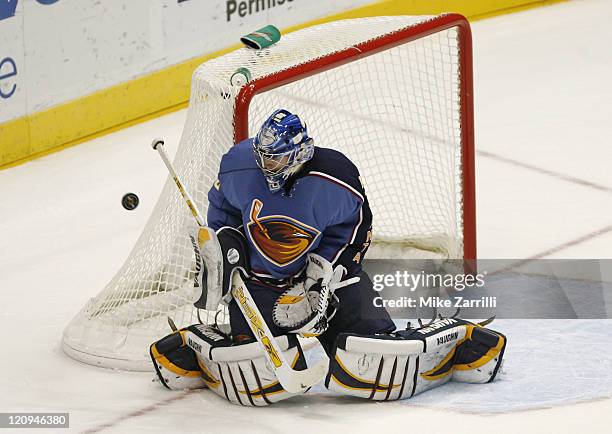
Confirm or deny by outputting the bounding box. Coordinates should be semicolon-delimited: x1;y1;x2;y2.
62;14;475;371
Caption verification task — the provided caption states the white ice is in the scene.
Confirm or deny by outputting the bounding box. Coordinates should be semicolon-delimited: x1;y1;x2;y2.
2;0;612;432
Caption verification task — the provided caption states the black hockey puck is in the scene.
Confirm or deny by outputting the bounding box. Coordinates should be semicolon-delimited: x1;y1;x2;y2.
122;193;140;210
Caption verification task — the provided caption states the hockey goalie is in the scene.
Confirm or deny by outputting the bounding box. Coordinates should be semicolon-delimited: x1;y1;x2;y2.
149;109;506;405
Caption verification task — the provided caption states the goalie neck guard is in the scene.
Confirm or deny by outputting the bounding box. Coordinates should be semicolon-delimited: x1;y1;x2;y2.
253;109;314;193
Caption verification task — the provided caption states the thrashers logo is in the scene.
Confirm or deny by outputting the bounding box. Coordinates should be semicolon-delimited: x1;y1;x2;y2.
247;199;320;267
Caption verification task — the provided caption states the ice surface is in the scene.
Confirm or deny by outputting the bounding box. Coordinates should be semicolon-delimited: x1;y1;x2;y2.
2;0;612;432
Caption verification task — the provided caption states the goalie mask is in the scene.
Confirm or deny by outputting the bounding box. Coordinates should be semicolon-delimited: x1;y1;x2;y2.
253;109;314;193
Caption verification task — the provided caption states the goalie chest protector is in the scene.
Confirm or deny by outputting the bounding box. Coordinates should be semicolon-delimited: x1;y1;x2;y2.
208;139;373;280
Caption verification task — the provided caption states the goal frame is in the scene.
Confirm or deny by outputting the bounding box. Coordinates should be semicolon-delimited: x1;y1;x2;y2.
234;13;476;261
62;14;478;373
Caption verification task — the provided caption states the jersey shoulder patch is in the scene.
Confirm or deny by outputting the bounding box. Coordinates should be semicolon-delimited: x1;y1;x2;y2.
301;147;364;198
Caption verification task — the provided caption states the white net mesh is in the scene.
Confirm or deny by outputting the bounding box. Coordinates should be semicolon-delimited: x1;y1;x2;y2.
62;15;472;370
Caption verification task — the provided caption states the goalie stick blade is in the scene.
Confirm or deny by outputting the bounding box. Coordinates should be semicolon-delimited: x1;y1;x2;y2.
277;359;328;394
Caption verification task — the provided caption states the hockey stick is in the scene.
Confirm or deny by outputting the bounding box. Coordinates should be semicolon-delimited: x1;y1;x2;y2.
152;138;327;393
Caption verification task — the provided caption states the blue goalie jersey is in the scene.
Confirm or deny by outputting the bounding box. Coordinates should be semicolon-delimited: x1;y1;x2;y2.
207;139;373;281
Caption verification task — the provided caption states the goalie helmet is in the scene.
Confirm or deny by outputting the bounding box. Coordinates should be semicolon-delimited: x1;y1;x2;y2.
253;109;314;193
